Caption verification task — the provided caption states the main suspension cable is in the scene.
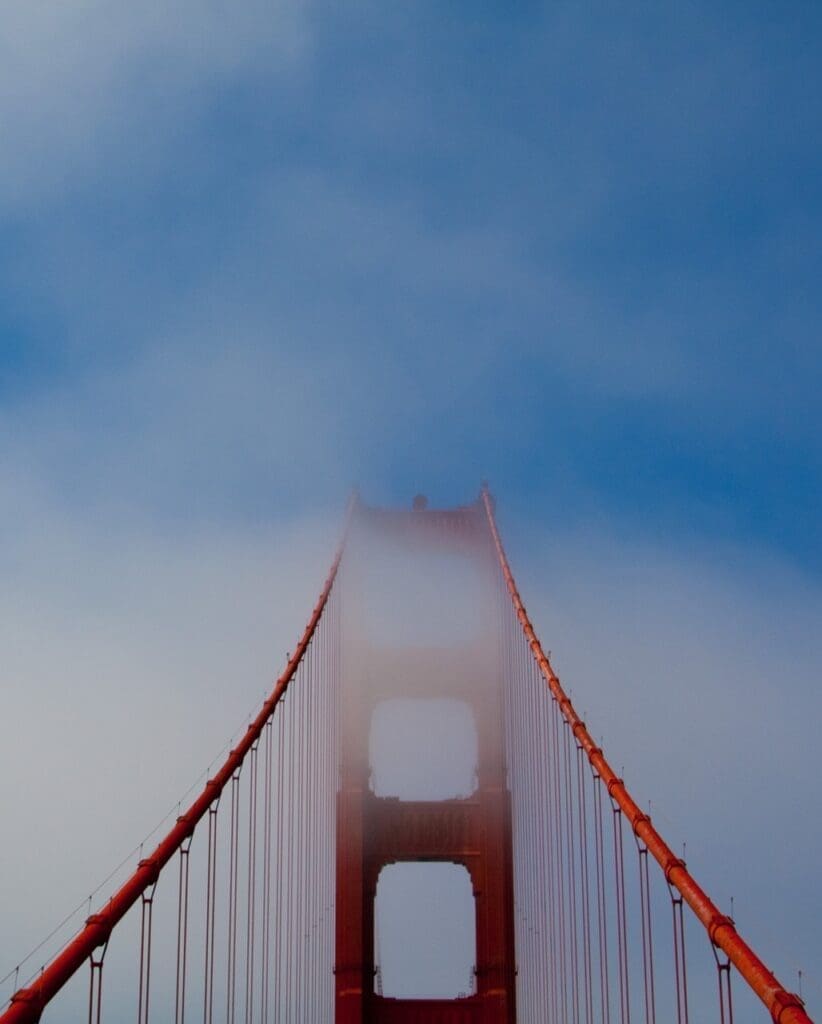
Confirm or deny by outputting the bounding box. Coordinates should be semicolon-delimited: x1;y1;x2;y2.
481;486;810;1024
1;499;353;1024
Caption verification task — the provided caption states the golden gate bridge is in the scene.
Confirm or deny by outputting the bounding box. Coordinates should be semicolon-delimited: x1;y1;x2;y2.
0;489;812;1023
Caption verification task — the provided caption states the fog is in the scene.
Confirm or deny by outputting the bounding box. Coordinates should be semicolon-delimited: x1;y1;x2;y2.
1;1;820;1016
2;494;820;1017
0;492;338;1005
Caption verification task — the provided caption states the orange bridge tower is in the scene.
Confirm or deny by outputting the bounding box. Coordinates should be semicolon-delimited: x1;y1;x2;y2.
334;495;517;1024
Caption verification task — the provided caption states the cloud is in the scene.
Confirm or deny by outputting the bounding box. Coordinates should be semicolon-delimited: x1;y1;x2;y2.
0;0;310;209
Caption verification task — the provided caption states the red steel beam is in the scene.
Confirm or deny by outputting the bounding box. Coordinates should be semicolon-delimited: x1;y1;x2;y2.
481;487;812;1024
1;509;351;1024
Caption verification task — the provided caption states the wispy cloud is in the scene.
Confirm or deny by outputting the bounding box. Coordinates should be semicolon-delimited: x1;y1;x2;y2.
0;0;310;209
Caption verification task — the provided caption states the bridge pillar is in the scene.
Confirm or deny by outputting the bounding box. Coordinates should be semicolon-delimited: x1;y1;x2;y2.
335;500;517;1024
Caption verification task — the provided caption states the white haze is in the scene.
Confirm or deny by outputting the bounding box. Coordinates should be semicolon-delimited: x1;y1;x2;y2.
0;479;338;997
0;490;819;1008
1;481;820;1017
518;521;822;1010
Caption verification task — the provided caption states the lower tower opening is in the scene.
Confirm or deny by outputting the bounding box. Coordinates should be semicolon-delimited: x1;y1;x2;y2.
373;861;477;1000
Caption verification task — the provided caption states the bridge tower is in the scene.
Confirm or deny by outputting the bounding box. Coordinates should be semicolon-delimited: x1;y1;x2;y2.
334;496;517;1024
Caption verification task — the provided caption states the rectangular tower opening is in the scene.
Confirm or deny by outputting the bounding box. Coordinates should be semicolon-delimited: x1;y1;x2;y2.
369;697;478;800
374;861;477;1000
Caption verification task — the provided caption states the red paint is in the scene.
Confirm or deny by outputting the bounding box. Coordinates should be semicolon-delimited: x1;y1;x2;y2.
335;499;517;1024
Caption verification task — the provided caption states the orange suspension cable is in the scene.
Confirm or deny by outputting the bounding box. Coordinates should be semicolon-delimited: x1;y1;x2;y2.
481;486;812;1024
1;498;354;1024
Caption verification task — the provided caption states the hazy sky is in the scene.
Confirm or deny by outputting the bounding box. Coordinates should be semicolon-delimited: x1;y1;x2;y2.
1;1;820;1017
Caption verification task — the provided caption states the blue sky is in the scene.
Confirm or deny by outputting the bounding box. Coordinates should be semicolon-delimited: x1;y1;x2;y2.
1;0;821;1016
1;2;820;566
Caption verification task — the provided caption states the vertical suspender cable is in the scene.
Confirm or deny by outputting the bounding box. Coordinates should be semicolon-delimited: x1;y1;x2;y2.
592;773;611;1024
262;719;273;1024
715;947;735;1024
86;941;108;1024
175;837;192;1024
612;802;631;1024
244;743;259;1024
136;880;157;1024
636;838;656;1024
226;771;241;1024
552;700;569;1021
203;802;219;1024
578;743;595;1024
668;884;689;1024
533;661;553;1022
565;720;581;1023
518;633;534;1017
274;708;285;1024
295;647;307;1015
286;682;296;1024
